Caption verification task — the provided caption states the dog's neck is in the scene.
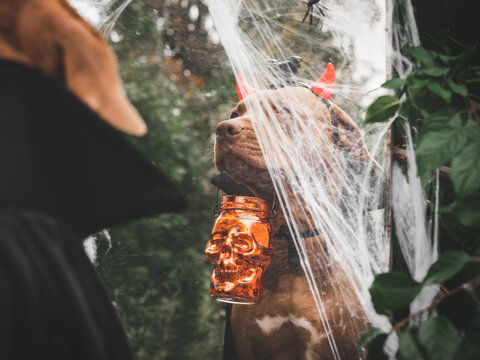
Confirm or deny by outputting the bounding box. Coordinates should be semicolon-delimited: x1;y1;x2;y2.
255;189;316;234
219;170;323;246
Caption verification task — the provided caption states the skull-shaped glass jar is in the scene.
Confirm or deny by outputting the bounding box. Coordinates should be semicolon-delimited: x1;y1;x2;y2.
206;195;274;304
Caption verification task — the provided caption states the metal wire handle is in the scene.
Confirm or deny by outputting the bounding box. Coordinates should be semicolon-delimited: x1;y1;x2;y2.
212;172;223;217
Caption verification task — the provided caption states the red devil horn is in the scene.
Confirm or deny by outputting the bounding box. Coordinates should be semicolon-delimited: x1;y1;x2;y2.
236;75;257;101
311;62;335;100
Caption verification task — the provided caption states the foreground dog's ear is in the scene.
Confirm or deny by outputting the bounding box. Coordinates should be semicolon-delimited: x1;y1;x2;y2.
331;103;381;171
0;39;31;64
16;0;147;136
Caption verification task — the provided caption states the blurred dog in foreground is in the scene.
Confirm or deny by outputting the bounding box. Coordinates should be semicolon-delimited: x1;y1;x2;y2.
0;0;146;136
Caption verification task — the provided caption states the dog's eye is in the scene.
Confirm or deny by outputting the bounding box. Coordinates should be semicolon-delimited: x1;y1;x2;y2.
275;104;291;114
272;104;291;115
230;111;239;119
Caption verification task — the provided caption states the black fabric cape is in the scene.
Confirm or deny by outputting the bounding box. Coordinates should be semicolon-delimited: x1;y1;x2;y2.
0;60;186;360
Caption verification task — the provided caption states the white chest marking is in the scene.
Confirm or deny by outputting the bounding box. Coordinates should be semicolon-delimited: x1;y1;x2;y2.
255;315;289;335
290;316;324;345
255;315;326;360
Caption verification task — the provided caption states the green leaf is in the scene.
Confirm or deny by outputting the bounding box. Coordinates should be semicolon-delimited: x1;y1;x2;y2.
417;67;450;77
420;171;436;187
416;127;468;175
408;46;436;67
382;78;407;89
447;78;468;96
457;203;480;228
366;333;388;360
398;328;425;360
453;47;477;73
438;53;461;62
408;76;431;89
451;142;480;197
357;327;385;349
421;111;463;131
467;125;480;141
399;98;418;124
427;82;452;102
418;316;460;360
439;200;460;214
423;251;471;285
465;78;480;84
365;95;401;123
369;272;422;314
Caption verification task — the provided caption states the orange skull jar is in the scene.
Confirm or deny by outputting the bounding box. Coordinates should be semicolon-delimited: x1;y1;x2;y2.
205;195;274;304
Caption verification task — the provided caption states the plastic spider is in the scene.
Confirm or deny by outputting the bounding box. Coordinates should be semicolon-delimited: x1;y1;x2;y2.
301;0;326;27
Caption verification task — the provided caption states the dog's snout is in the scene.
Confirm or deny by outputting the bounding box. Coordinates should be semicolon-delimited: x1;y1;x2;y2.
216;120;244;138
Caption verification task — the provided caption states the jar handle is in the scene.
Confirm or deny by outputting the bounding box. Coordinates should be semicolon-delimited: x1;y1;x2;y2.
212;171;223;217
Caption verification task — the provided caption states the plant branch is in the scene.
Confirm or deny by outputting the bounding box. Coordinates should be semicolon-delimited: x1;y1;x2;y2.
465;95;480;125
391;275;480;333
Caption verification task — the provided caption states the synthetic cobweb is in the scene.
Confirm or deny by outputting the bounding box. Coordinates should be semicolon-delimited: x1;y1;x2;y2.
206;0;438;358
71;0;440;357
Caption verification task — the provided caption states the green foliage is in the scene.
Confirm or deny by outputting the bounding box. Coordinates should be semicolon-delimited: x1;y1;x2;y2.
369;272;422;314
457;201;480;228
365;95;401;123
398;328;424;360
366;333;389;360
423;251;471;285
361;43;480;359
382;78;408;90
357;327;384;349
368;251;476;316
415;112;467;175
396;316;461;360
451;142;480;197
365;253;479;358
364;44;480;213
417;316;460;360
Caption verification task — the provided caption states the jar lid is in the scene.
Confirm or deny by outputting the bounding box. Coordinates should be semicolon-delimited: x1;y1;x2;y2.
219;195;271;213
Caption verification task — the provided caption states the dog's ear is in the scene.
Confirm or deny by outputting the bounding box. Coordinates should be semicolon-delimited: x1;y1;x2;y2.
331;103;381;171
16;0;147;136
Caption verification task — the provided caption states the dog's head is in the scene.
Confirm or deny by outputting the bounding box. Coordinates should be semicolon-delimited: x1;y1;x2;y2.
0;0;146;136
214;86;377;201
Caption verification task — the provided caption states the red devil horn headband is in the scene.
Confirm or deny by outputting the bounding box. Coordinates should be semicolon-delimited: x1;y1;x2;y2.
235;62;335;101
311;62;335;100
236;75;257;101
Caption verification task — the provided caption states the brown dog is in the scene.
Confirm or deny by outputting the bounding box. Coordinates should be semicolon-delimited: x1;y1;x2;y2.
214;87;374;359
0;0;146;136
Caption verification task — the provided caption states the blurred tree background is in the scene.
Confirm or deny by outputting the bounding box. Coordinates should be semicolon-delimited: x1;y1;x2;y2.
88;1;237;358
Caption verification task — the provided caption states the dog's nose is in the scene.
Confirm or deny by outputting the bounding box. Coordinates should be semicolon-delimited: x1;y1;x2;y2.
216;120;244;138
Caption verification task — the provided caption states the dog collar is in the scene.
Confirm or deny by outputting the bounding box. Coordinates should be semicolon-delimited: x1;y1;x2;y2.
276;225;322;268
